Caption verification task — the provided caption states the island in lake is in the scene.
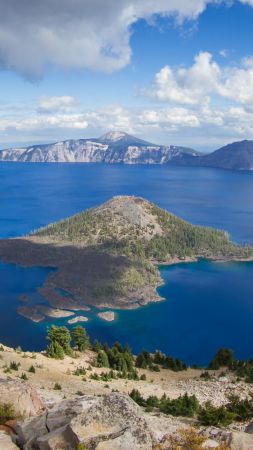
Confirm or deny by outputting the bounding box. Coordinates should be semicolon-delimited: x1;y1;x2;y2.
0;195;252;323
98;311;115;322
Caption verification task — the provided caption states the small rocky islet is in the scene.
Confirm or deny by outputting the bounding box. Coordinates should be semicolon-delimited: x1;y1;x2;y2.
0;195;252;324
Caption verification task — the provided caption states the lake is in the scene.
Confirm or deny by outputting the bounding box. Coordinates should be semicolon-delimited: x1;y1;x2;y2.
1;162;253;364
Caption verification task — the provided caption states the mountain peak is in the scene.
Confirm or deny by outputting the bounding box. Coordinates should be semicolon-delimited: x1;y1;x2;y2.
99;131;129;142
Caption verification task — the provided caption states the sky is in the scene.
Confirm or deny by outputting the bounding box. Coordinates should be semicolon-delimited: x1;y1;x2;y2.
1;0;253;151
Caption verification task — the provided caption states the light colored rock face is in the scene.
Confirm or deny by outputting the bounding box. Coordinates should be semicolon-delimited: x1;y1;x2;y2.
0;132;198;164
229;431;253;450
0;378;44;417
11;389;253;450
16;393;154;450
95;195;163;239
0;431;19;450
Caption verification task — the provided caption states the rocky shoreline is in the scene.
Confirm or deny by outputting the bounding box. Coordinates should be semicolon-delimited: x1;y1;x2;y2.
0;236;252;324
0;238;164;323
0;194;252;325
17;304;75;323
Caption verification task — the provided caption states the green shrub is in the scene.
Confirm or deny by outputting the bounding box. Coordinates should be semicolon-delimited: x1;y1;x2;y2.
129;389;146;407
9;361;20;371
208;348;235;370
74;367;86;376
90;373;99;380
0;403;16;424
20;372;28;380
200;371;212;381
28;365;36;373
77;444;87;450
53;383;62;390
198;401;235;427
160;393;199;418
226;395;253;421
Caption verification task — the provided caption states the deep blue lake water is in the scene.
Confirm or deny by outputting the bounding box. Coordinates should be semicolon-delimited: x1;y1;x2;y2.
1;162;253;365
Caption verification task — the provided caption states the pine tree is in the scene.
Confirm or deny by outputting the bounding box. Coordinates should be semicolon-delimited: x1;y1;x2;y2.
97;350;110;368
47;341;65;360
72;326;90;352
47;325;73;356
93;339;102;352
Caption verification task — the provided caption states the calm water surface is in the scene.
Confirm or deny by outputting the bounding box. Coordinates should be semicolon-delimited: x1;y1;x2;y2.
0;162;253;364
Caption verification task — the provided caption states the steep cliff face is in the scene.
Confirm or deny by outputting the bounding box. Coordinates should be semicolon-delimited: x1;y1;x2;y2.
0;132;199;163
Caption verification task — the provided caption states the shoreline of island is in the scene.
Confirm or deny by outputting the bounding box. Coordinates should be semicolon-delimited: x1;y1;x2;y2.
0;236;252;324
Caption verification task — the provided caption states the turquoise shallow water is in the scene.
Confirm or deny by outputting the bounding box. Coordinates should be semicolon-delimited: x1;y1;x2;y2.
1;162;253;364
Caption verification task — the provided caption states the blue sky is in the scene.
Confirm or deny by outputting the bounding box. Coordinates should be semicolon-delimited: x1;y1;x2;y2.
1;0;253;151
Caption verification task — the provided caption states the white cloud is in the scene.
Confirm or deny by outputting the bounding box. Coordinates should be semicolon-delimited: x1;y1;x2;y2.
152;52;220;105
37;96;79;114
0;0;235;78
0;113;88;133
150;51;253;107
139;108;200;128
1;97;253;150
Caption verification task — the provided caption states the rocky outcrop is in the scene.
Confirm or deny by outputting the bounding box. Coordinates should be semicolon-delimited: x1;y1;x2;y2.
0;431;19;449
5;388;253;450
15;393;154;450
229;431;253;450
0;378;44;417
0;131;199;164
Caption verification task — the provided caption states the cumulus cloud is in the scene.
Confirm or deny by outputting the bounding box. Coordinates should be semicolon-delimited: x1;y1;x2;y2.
0;0;229;78
152;52;220;105
150;51;253;107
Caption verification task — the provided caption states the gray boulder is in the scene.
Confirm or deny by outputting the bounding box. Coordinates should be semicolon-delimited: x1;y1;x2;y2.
16;393;154;450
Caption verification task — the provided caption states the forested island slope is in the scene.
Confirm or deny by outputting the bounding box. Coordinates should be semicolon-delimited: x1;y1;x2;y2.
0;196;251;318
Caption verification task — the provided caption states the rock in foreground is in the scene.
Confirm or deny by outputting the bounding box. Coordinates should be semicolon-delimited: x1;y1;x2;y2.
16;393;154;450
0;378;44;418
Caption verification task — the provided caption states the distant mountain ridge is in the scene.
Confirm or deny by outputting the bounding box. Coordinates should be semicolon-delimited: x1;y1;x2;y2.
0;131;200;164
171;139;253;171
0;132;253;170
